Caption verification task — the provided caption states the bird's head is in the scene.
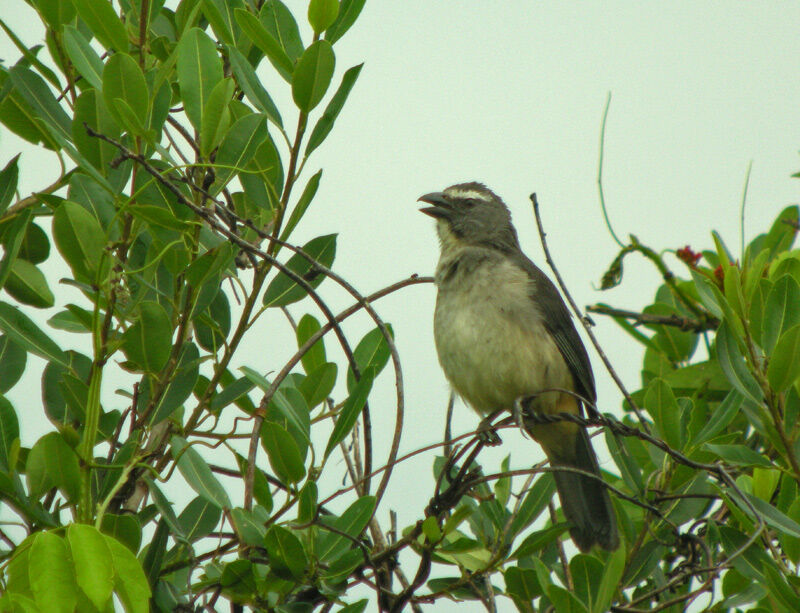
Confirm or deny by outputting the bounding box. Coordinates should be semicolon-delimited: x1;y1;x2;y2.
418;182;520;253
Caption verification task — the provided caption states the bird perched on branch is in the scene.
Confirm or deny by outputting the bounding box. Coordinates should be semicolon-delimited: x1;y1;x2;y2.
419;182;618;552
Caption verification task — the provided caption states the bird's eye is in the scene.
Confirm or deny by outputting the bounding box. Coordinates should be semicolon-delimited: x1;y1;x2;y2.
464;198;478;207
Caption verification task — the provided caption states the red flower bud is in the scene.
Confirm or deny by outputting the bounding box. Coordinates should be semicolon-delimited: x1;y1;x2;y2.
676;245;702;268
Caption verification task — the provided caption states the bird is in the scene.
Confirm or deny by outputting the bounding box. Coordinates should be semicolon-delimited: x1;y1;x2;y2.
418;181;619;552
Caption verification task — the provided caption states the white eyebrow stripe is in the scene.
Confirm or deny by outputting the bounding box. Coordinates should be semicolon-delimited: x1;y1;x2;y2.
443;188;492;201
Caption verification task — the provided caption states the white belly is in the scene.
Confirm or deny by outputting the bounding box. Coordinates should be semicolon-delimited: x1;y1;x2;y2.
433;256;571;415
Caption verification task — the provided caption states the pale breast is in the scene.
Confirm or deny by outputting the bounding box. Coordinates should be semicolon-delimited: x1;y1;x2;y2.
433;250;572;416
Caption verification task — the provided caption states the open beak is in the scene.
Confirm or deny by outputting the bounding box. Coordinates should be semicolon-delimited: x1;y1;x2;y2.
418;192;452;219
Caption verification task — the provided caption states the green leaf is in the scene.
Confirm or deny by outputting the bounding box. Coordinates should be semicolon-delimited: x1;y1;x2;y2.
234;8;294;81
298;481;317;523
262;234;337;307
67;524;114;611
151;342;200;424
200;77;234;156
325;0;366;44
176;27;224;132
690;389;743;447
264;525;308;580
299;362;337;409
70;0;129;51
102;52;149;132
230;507;267;546
279;169;322;242
763;274;800;354
226;45;283;127
762;560;800;613
213;113;268;192
178;496;222;542
308;0;339;33
347;325;394;391
595;545;625;613
507;474;557;539
292;40;335;112
29;531;77;613
63;25;104;90
570;554;603;612
704;443;772;467
0;154;19;215
306;63;362;156
317;495;376;562
52;200;107;283
260;0;304;61
171;435;232;508
260;420;306;483
30;0;76;27
8;65;72;142
6;260;54;308
26;432;81;501
0;395;19;471
0;208;33;292
105;535;151;613
764;205;799;258
505;566;541;610
73;89;121;176
201;0;238;45
120;302;172;373
768;323;800;392
0;301;68;367
296;313;325;373
716;321;762;405
325;365;376;458
99;513;141;553
643;377;683;450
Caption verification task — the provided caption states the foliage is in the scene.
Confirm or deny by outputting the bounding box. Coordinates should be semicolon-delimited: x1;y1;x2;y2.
0;1;799;612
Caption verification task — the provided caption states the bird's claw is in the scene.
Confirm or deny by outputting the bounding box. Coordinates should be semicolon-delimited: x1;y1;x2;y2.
477;417;502;446
513;398;530;439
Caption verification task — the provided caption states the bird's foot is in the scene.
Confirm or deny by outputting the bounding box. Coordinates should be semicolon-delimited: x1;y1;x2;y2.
512;397;530;439
477;417;502;446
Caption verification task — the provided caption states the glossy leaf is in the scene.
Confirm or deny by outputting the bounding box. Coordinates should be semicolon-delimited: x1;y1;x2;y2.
296;313;325;373
347;325;394;391
29;531;77;613
72;89;120;177
280;169;322;243
26;432;81;502
260;0;304;61
213;113;268;192
716;321;762;405
507;474;556;538
767;323;800;392
67;524;114;611
178;496;222;542
0;395;19;471
704;444;772;467
52;201;107;283
8;65;71;142
0;208;33;292
62;25;103;90
176;27;223;131
317;495;376;562
234;8;293;80
0;154;19;215
763;275;800;355
199;77;234;156
0;301;69;367
171;435;231;508
292;40;335;112
299;362;337;409
226;45;282;127
264;525;308;580
260;419;306;483
306;63;362;156
325;365;376;458
71;0;129;51
120;302;172;373
325;0;366;44
6;260;54;308
262;234;337;307
105;535;151;613
102;52;149;132
643;377;682;450
99;514;141;553
308;0;339;33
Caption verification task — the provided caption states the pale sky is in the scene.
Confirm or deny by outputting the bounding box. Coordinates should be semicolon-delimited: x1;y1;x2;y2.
2;2;800;610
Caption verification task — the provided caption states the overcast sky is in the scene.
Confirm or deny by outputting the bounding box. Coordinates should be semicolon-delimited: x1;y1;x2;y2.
2;2;800;610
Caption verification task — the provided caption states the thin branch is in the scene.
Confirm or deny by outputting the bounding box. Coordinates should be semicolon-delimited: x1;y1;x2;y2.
586;303;718;333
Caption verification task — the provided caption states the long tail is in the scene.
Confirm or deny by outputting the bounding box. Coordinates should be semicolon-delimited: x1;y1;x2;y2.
547;427;619;552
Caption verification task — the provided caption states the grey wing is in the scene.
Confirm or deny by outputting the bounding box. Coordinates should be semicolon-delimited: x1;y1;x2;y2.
515;254;597;409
